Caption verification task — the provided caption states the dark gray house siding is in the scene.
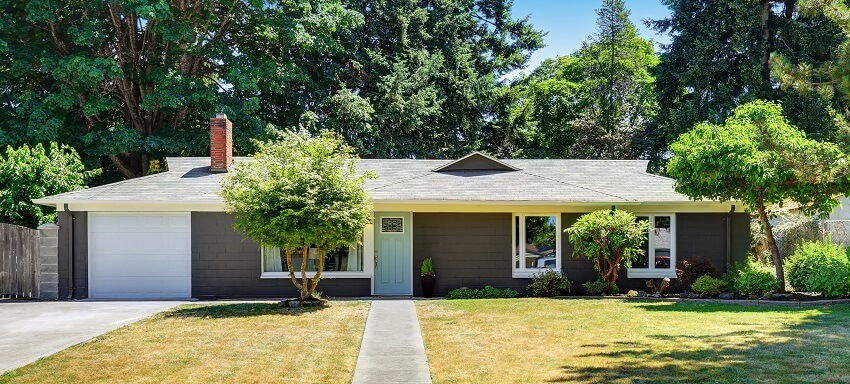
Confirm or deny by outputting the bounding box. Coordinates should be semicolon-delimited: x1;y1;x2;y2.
57;211;88;299
565;212;751;293
411;212;751;296
191;212;370;299
412;213;529;296
55;210;749;299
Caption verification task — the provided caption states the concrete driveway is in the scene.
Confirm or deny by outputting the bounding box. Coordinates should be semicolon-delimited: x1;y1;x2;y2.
0;300;182;374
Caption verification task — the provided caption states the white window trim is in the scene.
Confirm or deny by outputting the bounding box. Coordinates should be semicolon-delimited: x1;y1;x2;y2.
512;213;561;279
259;237;370;279
627;213;677;279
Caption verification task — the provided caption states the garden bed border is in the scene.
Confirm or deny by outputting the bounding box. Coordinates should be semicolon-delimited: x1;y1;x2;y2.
554;295;850;307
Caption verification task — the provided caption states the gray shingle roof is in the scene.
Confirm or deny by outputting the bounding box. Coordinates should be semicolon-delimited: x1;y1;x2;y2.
36;156;695;205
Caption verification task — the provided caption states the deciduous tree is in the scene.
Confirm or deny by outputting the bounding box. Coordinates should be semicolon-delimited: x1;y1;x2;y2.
219;130;373;300
566;209;650;285
0;0;363;178
0;142;99;228
667;100;850;290
498;0;657;159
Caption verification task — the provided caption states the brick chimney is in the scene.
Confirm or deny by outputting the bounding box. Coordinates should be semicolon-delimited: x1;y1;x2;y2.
210;113;233;172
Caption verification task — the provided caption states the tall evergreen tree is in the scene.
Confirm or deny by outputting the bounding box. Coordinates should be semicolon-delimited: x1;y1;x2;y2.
328;0;544;159
647;0;845;169
496;0;657;159
570;0;658;159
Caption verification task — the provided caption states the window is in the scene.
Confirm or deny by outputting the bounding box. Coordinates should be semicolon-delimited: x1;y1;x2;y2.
380;217;404;233
513;214;559;277
262;242;364;277
628;214;676;278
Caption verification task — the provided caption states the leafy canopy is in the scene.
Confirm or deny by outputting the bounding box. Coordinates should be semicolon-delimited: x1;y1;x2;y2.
220;130;373;298
0;0;363;178
566;209;649;284
667;100;850;290
667;100;850;215
0;0;542;179
499;0;657;159
0;142;100;228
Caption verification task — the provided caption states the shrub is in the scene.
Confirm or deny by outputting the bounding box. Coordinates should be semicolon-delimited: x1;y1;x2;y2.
566;210;649;284
421;258;435;276
691;275;725;297
582;280;619;295
676;256;717;289
445;286;519;300
729;259;779;296
527;270;571;297
785;240;850;297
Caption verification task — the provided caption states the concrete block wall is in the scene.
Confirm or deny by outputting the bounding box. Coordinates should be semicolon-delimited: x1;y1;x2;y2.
36;223;59;300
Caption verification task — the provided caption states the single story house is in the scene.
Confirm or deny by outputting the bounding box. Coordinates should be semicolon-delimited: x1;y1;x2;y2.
35;114;750;299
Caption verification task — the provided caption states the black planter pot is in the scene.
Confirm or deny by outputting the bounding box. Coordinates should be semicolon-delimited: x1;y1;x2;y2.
421;275;436;298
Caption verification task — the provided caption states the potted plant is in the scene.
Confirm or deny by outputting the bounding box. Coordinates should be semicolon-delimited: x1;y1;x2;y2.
421;258;436;298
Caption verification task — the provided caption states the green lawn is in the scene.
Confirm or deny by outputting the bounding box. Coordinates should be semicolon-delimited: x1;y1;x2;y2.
416;298;850;383
0;302;370;384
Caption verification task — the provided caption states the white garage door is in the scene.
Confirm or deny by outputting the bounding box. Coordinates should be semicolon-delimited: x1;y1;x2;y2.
89;212;191;299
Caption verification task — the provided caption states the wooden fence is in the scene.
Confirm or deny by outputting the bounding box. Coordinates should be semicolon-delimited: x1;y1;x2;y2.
0;223;39;298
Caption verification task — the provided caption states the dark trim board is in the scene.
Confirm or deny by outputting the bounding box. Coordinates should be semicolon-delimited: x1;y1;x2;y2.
57;211;88;299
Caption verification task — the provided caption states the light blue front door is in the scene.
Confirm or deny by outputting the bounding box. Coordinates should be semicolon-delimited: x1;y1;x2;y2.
374;212;412;295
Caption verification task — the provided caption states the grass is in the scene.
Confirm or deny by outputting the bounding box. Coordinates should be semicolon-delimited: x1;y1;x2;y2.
416;298;850;383
0;301;370;384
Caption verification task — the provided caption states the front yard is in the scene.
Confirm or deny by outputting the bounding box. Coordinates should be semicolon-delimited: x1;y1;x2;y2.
416;298;850;383
0;301;370;384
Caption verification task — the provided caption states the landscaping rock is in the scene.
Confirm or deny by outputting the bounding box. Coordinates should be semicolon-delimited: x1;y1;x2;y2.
279;298;329;307
680;292;700;299
652;293;661;298
637;290;647;297
719;292;734;300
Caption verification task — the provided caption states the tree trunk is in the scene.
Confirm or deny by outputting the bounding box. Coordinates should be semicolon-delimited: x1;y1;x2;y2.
309;247;326;299
756;197;786;291
300;247;309;300
285;249;304;294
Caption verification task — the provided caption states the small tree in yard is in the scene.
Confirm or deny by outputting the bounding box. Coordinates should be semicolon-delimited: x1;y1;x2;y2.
220;130;373;301
567;210;650;287
0;143;99;228
667;100;850;291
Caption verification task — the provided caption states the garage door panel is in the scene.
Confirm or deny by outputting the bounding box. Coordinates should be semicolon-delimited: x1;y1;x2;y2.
93;234;189;255
89;213;191;299
93;277;188;298
91;214;189;233
91;255;190;277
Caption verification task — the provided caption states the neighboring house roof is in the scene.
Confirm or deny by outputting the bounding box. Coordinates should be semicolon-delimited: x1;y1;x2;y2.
35;155;700;206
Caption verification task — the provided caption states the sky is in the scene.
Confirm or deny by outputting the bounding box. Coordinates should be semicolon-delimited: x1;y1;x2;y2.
506;0;672;79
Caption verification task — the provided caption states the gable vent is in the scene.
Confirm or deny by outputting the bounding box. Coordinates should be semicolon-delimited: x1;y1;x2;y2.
432;152;520;172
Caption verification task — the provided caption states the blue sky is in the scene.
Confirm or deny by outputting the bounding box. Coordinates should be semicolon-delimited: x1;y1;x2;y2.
506;0;672;78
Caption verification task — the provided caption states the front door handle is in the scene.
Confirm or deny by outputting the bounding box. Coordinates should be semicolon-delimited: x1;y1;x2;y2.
374;250;378;267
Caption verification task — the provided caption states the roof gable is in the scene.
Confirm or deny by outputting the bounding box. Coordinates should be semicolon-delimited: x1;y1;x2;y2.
432;152;520;172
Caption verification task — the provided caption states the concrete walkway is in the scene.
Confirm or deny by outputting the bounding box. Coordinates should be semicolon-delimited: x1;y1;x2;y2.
0;300;180;373
352;300;432;383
